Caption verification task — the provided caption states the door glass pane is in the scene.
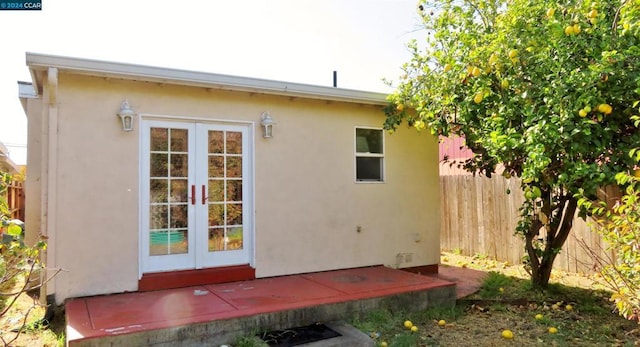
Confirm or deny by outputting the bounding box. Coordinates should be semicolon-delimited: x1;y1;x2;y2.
208;156;224;177
150;154;168;177
170;179;188;203
227;203;243;225
226;132;242;154
208;228;225;251
227;180;242;202
149;231;169;256
150;128;168;151
227;227;243;250
208;131;224;153
170;129;188;152
150;205;168;230
170;154;188;177
208;204;224;226
170;205;188;228
208;180;224;202
226;156;242;178
150;179;168;203
169;230;188;254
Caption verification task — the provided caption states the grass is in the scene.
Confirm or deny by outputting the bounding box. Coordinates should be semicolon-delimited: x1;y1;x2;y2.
0;276;65;347
348;253;640;346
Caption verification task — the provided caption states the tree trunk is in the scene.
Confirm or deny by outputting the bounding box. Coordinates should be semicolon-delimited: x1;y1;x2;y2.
525;195;579;289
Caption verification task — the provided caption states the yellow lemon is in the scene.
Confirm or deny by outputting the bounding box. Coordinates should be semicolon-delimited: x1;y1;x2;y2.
396;104;404;112
444;63;452;72
598;103;612;114
488;53;499;65
573;24;581;34
471;66;481;77
501;79;509;89
597;104;607;112
549;327;558;334
438;319;446;327
535;314;544;320
565;304;573;311
473;93;484;104
502;330;514;339
546;8;555;18
565;25;575;35
411;326;418;332
404;320;413;329
508;49;518;59
634;169;640;178
499;287;505;293
579;109;588;117
381;342;388;347
588;9;598;18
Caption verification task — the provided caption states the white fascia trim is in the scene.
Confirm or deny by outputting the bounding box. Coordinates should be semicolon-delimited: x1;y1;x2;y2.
26;53;389;105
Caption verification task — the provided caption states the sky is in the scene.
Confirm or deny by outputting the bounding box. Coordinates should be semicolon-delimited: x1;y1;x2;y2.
0;0;425;165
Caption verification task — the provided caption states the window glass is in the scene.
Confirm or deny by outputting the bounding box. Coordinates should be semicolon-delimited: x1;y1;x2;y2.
356;128;383;153
355;128;384;182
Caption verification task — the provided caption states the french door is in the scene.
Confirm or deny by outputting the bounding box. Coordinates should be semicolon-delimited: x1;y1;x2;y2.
140;120;253;273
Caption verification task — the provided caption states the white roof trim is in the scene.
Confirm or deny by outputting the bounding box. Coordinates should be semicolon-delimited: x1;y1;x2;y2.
18;81;37;98
25;53;389;105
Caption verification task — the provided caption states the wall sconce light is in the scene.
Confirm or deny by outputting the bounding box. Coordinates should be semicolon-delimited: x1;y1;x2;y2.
260;112;275;138
117;100;137;132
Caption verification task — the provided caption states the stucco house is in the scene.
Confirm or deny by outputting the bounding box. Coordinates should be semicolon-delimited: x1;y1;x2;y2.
19;53;441;305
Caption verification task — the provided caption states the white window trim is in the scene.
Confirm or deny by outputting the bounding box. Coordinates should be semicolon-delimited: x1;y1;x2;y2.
354;126;385;183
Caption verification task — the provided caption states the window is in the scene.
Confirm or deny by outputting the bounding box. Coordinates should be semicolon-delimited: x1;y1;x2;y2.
355;127;384;182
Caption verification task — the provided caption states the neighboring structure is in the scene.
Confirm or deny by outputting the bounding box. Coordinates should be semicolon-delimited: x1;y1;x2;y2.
0;141;20;175
438;135;474;176
19;53;441;304
0;141;24;221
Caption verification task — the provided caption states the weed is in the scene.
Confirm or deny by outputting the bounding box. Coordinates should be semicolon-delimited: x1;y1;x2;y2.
452;248;463;255
414;305;464;322
234;334;268;347
390;332;418;347
473;253;489;260
477;271;513;298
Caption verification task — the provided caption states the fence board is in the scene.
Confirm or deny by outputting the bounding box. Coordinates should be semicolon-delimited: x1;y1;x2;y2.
440;175;611;273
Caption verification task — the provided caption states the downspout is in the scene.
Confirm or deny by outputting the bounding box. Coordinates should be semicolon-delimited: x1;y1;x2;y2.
40;67;58;305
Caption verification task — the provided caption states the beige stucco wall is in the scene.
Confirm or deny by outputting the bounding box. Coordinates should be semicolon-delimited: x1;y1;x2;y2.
26;73;440;303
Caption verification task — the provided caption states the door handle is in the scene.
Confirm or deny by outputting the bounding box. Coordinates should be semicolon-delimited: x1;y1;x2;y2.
202;185;208;205
191;185;196;205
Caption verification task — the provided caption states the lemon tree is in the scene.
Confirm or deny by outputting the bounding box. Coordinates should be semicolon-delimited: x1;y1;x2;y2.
0;172;9;222
384;0;640;288
584;169;640;321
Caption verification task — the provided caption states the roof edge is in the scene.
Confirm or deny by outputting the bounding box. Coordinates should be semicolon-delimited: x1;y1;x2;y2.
25;52;389;105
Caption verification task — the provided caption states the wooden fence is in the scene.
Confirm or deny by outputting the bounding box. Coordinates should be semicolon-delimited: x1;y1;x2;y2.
5;180;25;221
440;174;615;273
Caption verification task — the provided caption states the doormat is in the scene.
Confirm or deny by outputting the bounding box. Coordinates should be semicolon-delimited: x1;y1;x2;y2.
257;323;342;347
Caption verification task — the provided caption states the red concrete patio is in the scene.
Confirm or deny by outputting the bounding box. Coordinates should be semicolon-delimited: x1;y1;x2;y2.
65;265;484;346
